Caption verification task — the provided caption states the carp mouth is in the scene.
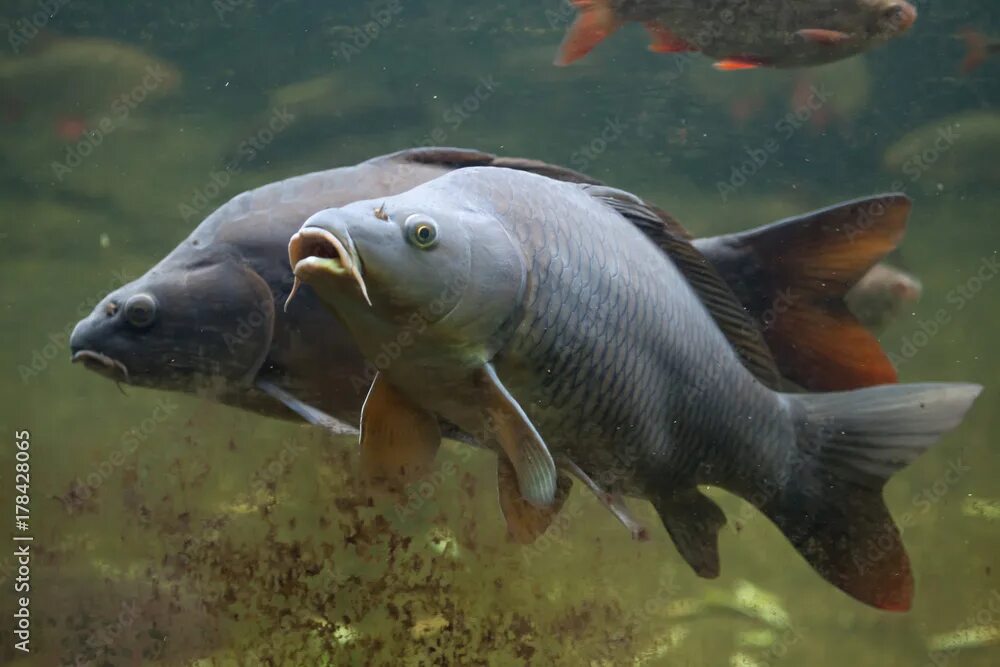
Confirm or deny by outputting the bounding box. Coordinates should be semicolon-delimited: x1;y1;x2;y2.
286;227;372;310
72;349;131;383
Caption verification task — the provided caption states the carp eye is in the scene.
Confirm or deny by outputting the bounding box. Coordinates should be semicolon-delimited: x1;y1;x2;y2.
124;293;157;329
404;214;439;249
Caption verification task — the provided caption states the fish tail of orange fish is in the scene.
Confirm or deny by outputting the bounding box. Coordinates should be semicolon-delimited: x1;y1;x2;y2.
554;0;621;66
960;28;988;73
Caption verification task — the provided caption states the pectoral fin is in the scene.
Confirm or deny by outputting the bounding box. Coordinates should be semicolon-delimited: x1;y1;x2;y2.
255;379;358;436
360;373;441;491
652;488;727;578
474;364;557;507
497;456;572;544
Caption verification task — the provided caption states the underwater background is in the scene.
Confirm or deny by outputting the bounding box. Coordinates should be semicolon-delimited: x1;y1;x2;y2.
0;0;998;664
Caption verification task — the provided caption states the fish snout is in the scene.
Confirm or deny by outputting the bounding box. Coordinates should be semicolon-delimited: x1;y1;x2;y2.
70;315;131;383
882;2;917;34
287;222;371;309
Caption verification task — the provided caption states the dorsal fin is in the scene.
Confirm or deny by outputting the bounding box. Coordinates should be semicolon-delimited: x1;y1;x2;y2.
581;184;782;389
397;147;603;185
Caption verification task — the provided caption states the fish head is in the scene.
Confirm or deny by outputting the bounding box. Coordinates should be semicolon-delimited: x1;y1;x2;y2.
70;248;276;394
288;184;525;372
862;0;917;39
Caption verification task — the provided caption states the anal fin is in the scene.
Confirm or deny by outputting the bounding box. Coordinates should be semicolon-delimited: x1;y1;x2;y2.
652;488;727;578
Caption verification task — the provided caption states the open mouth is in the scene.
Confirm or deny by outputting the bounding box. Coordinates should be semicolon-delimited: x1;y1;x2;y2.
72;349;131;383
286;227;372;310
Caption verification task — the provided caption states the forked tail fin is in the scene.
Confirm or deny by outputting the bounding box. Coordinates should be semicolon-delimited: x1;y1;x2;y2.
694;194;911;391
762;383;982;611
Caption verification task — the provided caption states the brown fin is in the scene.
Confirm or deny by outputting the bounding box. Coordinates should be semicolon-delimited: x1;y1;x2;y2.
555;0;622;66
359;373;441;491
694;194;910;391
651;488;727;578
645;21;698;53
474;364;558;507
498;456;572;544
583;185;783;389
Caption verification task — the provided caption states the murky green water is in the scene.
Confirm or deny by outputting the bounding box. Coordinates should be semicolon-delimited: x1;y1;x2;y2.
0;1;997;665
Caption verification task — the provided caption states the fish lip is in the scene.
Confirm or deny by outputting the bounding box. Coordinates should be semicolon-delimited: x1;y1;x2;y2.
286;226;372;309
71;349;131;383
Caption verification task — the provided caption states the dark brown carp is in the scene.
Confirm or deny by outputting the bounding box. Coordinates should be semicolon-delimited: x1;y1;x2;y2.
556;0;917;70
288;167;981;611
71;147;906;426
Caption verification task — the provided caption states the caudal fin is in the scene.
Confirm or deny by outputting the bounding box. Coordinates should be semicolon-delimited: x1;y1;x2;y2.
762;383;982;611
555;0;621;66
694;194;911;391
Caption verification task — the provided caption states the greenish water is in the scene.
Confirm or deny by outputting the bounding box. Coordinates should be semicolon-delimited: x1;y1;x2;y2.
0;1;998;665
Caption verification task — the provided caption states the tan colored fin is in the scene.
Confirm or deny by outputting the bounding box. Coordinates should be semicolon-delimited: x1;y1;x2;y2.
360;373;441;491
696;194;910;391
583;185;783;389
497;456;572;544
474;364;558;507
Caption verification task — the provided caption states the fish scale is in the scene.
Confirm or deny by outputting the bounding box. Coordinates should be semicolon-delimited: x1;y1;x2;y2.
484;176;790;497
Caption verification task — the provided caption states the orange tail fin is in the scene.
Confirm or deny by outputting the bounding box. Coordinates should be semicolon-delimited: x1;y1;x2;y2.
694;194;911;391
554;0;621;66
